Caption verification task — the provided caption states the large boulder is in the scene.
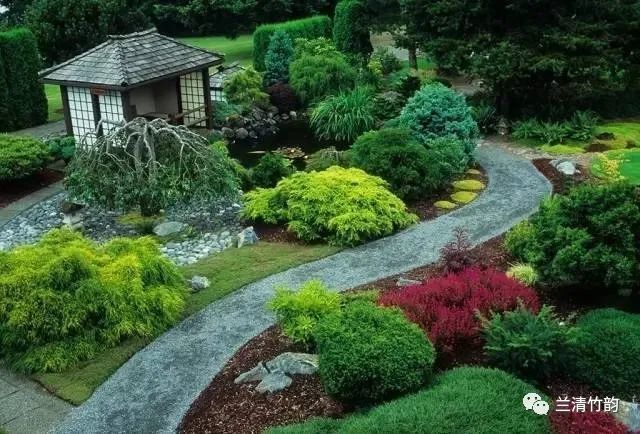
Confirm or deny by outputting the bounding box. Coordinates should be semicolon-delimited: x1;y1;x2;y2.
153;221;187;237
236;226;259;248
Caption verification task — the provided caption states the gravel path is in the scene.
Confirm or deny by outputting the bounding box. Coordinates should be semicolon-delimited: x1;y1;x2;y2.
51;142;551;434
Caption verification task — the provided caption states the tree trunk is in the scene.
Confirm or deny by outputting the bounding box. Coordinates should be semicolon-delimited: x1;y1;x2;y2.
408;45;418;71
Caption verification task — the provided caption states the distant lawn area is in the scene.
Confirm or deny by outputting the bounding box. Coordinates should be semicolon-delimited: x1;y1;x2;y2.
33;241;339;405
179;34;254;67
45;83;64;123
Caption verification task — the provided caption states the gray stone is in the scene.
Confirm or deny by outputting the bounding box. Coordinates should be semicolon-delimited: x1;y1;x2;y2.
615;400;640;432
289;111;297;120
237;226;259;248
153;221;187;237
221;127;235;139
265;352;318;376
235;128;249;140
255;372;292;393
396;277;421;287
189;276;210;292
234;362;268;384
550;159;577;176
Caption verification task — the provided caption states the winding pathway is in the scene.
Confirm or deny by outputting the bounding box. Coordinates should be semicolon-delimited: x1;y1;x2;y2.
52;143;551;434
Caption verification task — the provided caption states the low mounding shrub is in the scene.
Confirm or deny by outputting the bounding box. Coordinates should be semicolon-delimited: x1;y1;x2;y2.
550;410;628;434
267;280;341;346
253;16;332;71
263;30;294;86
505;182;640;295
267;367;552;434
250;152;296;188
315;301;436;404
480;305;576;383
0;229;185;373
266;83;300;113
45;135;76;162
223;67;270;110
371;47;401;75
397;83;479;155
305;147;350;172
379;267;540;363
289;38;358;105
512;111;599;145
242;166;418;246
310;86;375;144
388;70;422;98
350;128;469;200
372;90;405;123
570;309;640;400
0;134;49;180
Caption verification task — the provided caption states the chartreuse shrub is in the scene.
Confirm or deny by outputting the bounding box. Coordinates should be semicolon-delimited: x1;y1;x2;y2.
250;152;296;188
267;280;341;346
310;86;375;144
0;134;49;180
223;67;269;110
0;229;185;373
350;128;469;200
480;305;577;383
570;309;640;400
242;167;418;246
267;367;552;434
397;83;479;155
289;38;358;105
314;302;435;404
253;16;332;71
506;263;538;286
506;182;640;295
0;28;47;132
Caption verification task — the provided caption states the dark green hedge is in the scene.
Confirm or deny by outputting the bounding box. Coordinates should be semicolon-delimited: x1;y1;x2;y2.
333;0;372;57
253;16;332;71
0;28;48;132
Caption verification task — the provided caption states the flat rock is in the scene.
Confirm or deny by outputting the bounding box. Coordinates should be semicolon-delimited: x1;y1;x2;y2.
234;362;268;384
550;159;577;176
265;352;318;376
153;221;187;237
396;277;421;287
255;372;292;393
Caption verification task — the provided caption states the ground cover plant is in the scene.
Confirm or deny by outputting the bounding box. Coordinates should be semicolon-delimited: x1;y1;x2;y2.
550;409;628;434
267;367;552;434
379;267;540;364
506;182;640;295
0;228;185;373
315;301;436;404
0;134;50;180
242;166;418;246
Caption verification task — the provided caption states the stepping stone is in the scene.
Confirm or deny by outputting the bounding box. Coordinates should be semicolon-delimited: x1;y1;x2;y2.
434;200;457;210
453;179;485;191
466;168;482;176
451;191;478;204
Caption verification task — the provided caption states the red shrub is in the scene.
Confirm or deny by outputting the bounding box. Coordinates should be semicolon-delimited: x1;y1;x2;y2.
267;83;300;113
379;267;539;363
550;411;628;434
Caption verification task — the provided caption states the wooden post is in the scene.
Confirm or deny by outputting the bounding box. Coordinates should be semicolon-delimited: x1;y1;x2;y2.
121;91;134;121
91;93;102;137
202;68;213;129
175;77;183;125
60;85;73;136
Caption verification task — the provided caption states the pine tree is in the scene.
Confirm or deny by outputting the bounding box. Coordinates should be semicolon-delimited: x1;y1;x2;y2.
264;30;294;86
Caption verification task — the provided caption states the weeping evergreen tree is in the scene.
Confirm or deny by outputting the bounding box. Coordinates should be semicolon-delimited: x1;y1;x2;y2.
401;0;640;118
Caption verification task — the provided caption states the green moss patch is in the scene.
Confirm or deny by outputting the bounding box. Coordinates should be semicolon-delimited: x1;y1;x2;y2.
453;179;485;191
434;200;458;210
540;144;585;155
451;191;478;204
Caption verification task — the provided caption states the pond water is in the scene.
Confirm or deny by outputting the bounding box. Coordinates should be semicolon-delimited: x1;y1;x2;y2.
226;119;334;169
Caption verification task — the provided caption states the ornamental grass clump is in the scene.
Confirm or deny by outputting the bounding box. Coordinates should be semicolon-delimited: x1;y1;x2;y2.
242;167;418;246
0;228;185;373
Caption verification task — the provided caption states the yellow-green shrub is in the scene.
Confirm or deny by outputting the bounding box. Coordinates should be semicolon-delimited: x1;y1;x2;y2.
242;167;418;246
0;229;185;373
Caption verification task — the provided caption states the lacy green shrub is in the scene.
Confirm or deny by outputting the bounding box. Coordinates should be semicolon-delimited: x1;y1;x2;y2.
242;167;418;246
0;134;49;180
372;90;406;123
315;302;435;404
264;30;294;86
305;147;350;172
505;182;640;295
267;367;552;434
310;86;375;144
0;229;185;373
253;16;332;71
506;263;538;286
480;305;577;383
570;309;640;400
250;152;296;188
349;128;469;200
223;67;270;110
388;70;421;98
267;280;341;346
397;83;479;154
289;38;358;105
332;0;372;57
45;135;76;162
371;47;401;75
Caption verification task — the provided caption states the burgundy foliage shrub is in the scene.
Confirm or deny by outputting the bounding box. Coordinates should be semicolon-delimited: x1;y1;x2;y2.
550;411;627;434
267;83;300;113
379;267;540;363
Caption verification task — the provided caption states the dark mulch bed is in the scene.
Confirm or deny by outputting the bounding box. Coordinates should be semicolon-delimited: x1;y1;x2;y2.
0;169;63;209
532;159;589;194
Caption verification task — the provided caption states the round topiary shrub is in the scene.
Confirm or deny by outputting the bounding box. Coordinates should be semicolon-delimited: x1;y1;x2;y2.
570;309;640;400
372;90;406;123
266;83;300;113
267;367;552;434
397;83;479;154
250;152;296;188
0;228;185;373
314;301;436;404
350;128;469;200
0;134;49;180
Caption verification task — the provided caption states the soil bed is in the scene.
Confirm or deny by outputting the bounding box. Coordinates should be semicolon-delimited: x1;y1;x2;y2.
532;158;589;194
0;169;63;209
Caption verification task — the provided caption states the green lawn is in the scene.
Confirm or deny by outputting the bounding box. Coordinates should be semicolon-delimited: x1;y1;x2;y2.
33;241;339;405
45;83;64;123
179;34;254;67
